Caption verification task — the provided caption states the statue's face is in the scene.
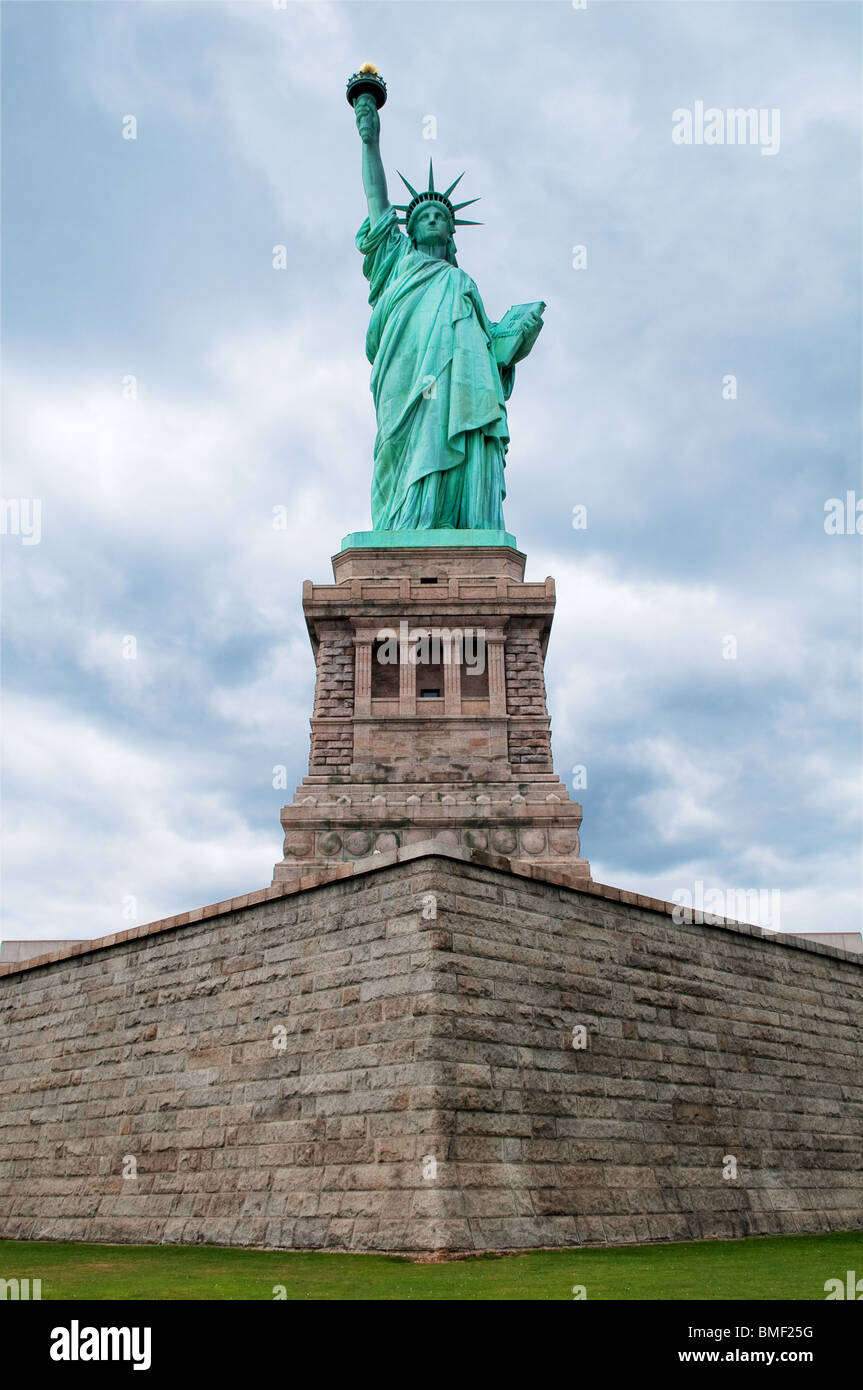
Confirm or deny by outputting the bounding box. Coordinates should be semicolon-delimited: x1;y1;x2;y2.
411;202;453;245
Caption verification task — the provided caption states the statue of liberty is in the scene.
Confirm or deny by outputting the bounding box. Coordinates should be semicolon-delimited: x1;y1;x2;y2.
349;67;545;534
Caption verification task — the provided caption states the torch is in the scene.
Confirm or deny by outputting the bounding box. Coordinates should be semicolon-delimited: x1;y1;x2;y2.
346;63;387;110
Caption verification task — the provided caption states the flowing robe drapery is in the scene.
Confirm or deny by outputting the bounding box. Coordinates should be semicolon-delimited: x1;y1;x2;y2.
356;206;516;531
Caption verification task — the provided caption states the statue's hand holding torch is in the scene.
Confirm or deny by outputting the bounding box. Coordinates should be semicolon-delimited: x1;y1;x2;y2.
347;64;387;146
354;93;380;146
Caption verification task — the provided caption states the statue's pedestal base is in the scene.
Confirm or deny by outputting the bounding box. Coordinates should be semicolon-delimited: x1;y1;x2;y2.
273;543;589;885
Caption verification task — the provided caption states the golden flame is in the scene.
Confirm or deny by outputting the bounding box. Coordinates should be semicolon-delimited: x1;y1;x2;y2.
358;63;379;75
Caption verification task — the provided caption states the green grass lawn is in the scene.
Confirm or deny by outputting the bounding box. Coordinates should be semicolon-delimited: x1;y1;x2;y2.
1;1230;861;1300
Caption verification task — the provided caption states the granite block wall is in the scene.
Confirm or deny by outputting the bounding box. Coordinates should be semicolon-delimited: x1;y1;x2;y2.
0;849;860;1252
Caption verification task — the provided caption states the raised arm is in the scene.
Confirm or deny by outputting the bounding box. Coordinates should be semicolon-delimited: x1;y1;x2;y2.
354;94;391;228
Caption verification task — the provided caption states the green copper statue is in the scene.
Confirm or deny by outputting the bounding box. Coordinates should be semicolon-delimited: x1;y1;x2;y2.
349;67;545;533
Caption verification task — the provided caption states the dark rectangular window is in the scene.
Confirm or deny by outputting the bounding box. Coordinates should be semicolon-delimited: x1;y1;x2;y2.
461;659;489;700
371;640;400;699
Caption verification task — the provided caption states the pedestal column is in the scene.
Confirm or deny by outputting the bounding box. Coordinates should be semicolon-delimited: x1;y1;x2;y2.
487;633;507;717
399;634;416;716
354;632;373;717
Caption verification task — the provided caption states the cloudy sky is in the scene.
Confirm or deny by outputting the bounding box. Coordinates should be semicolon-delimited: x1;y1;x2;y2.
2;0;860;942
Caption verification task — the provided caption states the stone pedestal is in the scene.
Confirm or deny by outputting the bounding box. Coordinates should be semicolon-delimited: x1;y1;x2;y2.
273;540;589;885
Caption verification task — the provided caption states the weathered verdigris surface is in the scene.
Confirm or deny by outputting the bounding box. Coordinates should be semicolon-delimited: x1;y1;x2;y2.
1;848;860;1253
353;89;544;533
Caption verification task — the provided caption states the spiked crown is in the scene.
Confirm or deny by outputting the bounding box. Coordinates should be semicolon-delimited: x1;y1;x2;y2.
394;158;482;232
